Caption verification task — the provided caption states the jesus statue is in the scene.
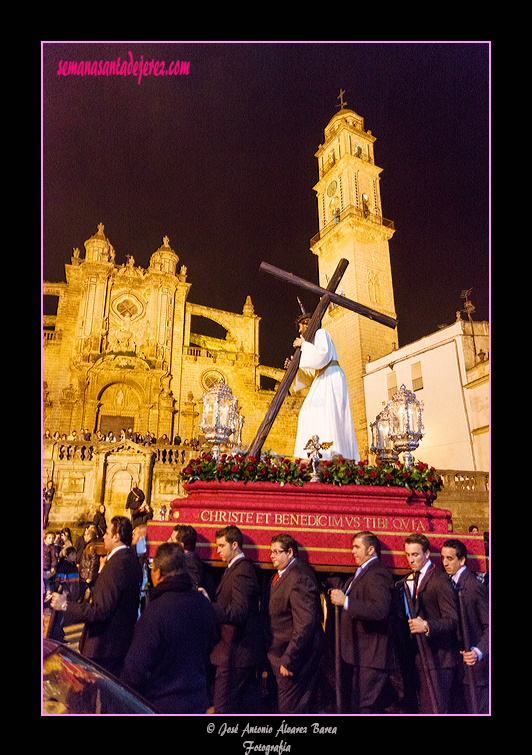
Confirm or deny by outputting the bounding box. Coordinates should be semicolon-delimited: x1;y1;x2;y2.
286;313;359;462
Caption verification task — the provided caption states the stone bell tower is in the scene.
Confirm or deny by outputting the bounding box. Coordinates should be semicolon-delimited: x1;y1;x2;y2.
310;95;398;456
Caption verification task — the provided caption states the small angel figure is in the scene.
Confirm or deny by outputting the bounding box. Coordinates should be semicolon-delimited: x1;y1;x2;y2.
304;434;333;482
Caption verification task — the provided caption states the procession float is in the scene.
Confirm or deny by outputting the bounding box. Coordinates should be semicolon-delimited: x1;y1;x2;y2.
147;260;487;575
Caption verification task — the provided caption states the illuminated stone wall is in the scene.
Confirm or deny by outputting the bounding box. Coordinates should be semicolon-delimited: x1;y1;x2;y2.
43;224;303;460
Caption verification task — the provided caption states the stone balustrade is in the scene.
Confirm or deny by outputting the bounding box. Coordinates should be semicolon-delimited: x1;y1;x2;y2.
42;440;203;531
43;439;201;464
439;470;489;493
436;469;489;535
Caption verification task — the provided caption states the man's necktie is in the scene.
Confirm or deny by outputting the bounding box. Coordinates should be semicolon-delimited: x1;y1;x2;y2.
412;570;420;598
272;572;280;587
345;568;360;595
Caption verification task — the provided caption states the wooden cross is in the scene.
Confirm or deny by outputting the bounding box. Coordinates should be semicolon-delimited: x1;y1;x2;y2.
245;259;398;459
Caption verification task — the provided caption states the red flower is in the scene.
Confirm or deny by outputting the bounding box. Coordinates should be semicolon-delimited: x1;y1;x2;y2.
232;465;239;473
385;473;393;481
248;456;257;464
357;469;365;477
370;470;378;479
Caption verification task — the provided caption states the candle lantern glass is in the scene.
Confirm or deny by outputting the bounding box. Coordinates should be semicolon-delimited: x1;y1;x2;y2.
199;380;239;459
370;404;399;463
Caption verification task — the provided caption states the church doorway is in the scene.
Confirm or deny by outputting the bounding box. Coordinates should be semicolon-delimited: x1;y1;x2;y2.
96;382;142;437
106;468;134;506
103;463;143;511
99;415;135;438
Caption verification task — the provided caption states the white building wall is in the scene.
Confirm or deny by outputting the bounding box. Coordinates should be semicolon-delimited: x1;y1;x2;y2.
364;320;489;472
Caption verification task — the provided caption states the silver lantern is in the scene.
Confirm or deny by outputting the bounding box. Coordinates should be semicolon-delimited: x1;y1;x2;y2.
199;379;239;459
370;384;424;469
387;384;425;469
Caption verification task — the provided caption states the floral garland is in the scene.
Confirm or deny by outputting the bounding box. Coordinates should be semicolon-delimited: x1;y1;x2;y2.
180;451;443;496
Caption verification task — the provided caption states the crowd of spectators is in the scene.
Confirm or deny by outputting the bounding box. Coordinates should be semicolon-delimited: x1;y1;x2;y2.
43;428;202;447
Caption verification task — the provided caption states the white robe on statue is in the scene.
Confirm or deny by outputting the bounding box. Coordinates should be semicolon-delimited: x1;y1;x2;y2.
293;328;359;462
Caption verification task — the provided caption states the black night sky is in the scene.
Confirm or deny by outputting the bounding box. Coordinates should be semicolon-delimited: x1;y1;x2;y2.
42;42;490;370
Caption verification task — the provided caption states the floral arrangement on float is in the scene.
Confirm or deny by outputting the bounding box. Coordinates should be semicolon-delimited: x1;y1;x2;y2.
179;451;443;498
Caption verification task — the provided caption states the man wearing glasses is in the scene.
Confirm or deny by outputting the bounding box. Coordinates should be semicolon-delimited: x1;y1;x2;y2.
265;533;324;714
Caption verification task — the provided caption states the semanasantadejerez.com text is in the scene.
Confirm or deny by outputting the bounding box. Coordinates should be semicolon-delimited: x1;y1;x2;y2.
57;51;190;85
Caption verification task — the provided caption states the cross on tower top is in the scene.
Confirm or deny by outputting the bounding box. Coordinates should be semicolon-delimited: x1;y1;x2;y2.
336;89;347;110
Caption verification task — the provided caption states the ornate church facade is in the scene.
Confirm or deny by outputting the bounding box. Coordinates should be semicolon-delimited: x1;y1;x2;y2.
43;224;303;457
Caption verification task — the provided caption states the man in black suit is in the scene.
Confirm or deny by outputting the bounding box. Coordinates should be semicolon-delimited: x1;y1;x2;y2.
265;533;324;714
169;524;214;597
401;533;460;713
442;538;489;714
329;531;395;713
209;525;265;713
121;543;217;713
51;515;142;676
